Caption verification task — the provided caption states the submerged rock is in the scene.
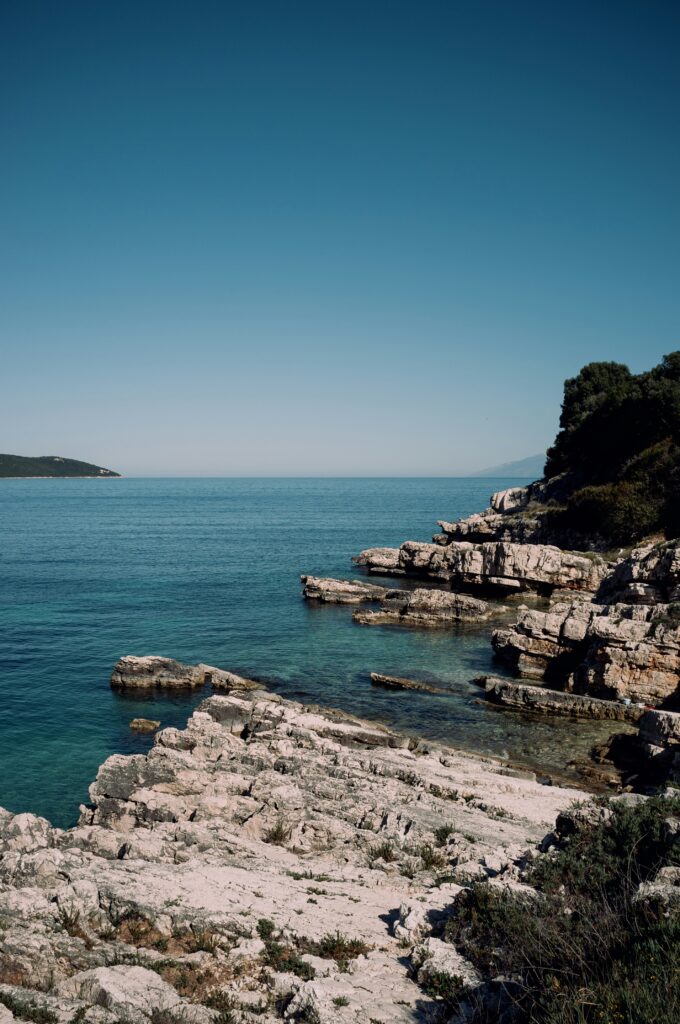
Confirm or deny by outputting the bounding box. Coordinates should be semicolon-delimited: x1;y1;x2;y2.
370;672;446;694
352;546;402;573
129;718;161;733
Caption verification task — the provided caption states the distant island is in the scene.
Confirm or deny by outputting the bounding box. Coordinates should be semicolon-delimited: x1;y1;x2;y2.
469;452;546;477
0;454;120;478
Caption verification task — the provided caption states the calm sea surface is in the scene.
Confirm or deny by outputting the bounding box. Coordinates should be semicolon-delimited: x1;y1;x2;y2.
0;477;610;827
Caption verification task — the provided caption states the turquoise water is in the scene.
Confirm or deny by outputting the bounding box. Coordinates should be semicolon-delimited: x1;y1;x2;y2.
1;477;604;828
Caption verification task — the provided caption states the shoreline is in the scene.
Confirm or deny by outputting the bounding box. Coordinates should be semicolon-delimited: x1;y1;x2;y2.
0;684;587;1022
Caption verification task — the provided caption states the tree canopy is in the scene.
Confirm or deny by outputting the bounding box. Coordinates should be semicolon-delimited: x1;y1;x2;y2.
544;352;680;546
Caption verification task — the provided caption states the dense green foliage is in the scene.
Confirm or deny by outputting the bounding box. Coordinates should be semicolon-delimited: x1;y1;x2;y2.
444;795;680;1024
543;353;680;545
0;454;119;477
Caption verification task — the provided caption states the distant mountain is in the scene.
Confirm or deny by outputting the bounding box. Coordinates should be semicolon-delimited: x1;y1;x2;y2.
0;454;120;478
469;453;545;478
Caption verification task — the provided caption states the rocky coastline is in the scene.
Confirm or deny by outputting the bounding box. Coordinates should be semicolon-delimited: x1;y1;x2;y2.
302;482;680;790
4;475;680;1021
0;659;601;1024
1;657;677;1023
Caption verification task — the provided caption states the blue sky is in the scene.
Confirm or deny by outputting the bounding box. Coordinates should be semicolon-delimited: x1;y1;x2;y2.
1;1;678;475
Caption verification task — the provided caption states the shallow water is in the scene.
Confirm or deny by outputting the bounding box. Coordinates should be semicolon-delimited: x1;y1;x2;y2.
0;477;615;827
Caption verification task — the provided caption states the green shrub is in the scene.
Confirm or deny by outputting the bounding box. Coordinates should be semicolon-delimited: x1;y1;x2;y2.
434;824;455;846
263;816;290;846
442;795;680;1023
257;918;315;980
0;996;58;1024
368;839;397;864
420;969;465;1006
306;930;370;962
419;843;447;870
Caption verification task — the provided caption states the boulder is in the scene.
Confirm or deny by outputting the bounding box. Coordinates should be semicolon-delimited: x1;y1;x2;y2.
59;965;212;1022
110;656;203;690
490;486;530;513
129;718;160;733
198;665;261;691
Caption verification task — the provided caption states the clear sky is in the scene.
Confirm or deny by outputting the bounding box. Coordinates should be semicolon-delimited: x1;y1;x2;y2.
1;1;678;475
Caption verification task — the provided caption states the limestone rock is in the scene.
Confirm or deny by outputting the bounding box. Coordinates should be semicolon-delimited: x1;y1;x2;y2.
129;718;160;733
370;673;445;694
60;965;177;1012
199;666;261;692
634;865;680;914
490;486;530;514
483;677;644;722
493;595;680;706
300;575;389;603
412;936;481;989
0;674;585;1022
356;540;607;595
354;587;490;628
352;547;401;573
110;656;203;690
601;541;680;605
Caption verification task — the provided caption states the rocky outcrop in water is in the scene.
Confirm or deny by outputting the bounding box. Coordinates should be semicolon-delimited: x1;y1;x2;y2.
483;676;643;722
110;657;260;693
0;680;583;1024
355;539;608;596
129;718;161;733
370;672;446;694
111;656;206;690
343;487;680;717
353;587;490;628
300;576;389;603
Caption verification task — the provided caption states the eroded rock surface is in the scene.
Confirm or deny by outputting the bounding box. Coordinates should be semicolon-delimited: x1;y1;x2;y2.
493;544;680;707
111;658;261;694
300;576;389;604
353;587;490;628
0;685;584;1023
355;540;607;595
483;676;643;722
111;656;205;690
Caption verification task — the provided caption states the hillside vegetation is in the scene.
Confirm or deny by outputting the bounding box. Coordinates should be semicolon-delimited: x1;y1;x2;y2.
543;352;680;546
444;795;680;1024
0;454;120;478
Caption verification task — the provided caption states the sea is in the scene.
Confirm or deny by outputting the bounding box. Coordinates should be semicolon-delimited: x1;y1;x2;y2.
0;477;612;828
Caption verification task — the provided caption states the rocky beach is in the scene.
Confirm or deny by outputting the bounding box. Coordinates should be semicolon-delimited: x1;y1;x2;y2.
0;662;595;1024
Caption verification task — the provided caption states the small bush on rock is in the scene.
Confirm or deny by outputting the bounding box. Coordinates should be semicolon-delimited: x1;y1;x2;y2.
441;795;680;1024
